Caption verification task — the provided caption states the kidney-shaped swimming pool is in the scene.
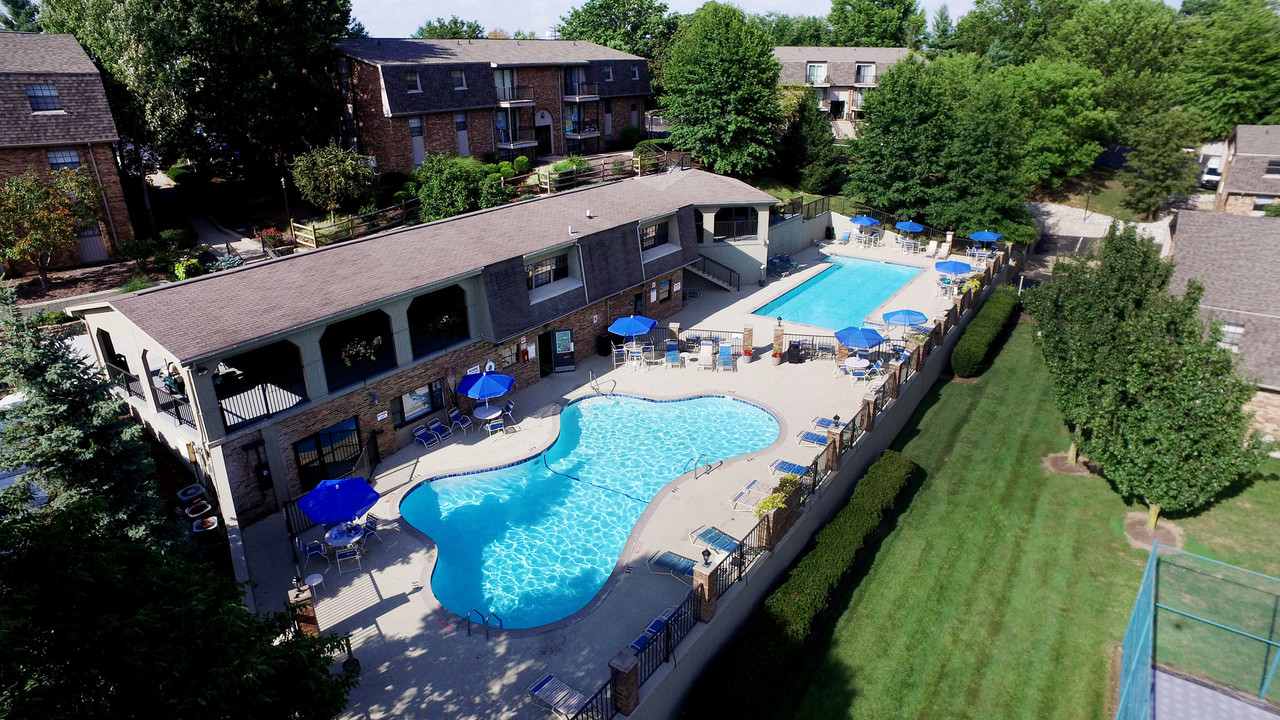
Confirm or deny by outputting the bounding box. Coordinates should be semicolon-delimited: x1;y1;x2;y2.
399;394;779;629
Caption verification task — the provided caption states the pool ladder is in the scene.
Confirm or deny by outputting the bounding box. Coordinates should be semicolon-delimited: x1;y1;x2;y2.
466;608;503;639
587;371;616;397
684;453;722;478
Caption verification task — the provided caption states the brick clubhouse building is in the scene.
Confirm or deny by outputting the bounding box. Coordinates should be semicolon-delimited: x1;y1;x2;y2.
0;31;133;265
332;38;651;173
70;169;776;584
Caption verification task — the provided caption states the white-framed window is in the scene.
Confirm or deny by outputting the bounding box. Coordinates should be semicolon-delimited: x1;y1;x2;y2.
1267;160;1280;177
405;71;421;93
451;69;466;90
855;63;876;84
631;65;640;80
640;222;669;250
526;253;569;290
47;149;81;171
1221;322;1244;347
603;66;613;82
805;63;826;83
852;89;865;108
25;83;62;111
408;117;423;137
454;113;467;131
1254;196;1275;212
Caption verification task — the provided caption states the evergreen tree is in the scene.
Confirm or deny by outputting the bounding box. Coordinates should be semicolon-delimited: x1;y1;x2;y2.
412;15;485;39
924;4;958;54
0;0;38;31
661;2;781;176
0;287;161;538
830;0;926;47
1178;0;1280;137
778;88;842;194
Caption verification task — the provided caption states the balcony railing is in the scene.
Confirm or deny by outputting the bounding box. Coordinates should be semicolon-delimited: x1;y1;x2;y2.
495;126;537;147
216;366;309;433
409;324;471;361
855;73;876;85
322;343;397;394
563;81;598;97
713;220;759;241
106;362;144;399
806;74;832;85
152;381;196;428
495;85;533;103
565;119;600;137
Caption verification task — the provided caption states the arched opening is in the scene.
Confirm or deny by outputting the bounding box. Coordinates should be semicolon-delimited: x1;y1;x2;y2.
320;310;396;393
407;286;470;359
215;340;309;433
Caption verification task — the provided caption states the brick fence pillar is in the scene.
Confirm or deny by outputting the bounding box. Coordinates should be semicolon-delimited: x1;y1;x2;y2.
885;360;903;399
693;553;724;622
826;427;842;471
290;586;319;638
743;326;754;355
772;326;785;356
609;652;640;715
860;394;877;432
836;343;849;364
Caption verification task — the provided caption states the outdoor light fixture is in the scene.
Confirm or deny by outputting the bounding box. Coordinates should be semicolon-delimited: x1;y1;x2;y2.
702;548;712;566
777;316;783;328
833;414;841;427
585;209;592;218
196;366;209;376
292;576;304;591
368;392;379;406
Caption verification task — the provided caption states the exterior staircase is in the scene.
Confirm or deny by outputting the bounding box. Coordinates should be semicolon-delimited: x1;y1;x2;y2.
686;255;740;291
831;119;856;141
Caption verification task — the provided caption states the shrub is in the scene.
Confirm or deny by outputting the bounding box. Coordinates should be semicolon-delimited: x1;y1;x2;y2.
115;236;155;271
173;256;204;281
951;286;1019;378
254;227;284;248
119;275;152;293
702;450;919;714
513;155;531;174
614;124;647;150
497;161;515;179
203;255;245;273
158;227;197;250
29;309;74;326
481;151;498;163
165;163;194;184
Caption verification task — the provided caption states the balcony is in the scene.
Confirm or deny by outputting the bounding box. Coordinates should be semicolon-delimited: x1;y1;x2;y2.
565;119;600;139
854;73;877;86
496;126;538;149
152;380;196;428
495;85;534;106
216;366;309;433
713;220;759;241
563;82;599;100
106;362;144;400
806;75;831;87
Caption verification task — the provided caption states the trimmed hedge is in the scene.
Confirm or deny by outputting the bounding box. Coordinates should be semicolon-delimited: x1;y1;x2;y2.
695;450;920;716
951;286;1020;378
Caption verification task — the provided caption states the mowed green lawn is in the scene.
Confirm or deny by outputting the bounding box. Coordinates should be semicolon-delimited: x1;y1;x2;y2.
781;323;1278;720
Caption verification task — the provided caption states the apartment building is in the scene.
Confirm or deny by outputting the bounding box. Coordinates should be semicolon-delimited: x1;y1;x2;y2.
1214;125;1280;216
772;46;911;139
0;31;133;264
333;38;652;174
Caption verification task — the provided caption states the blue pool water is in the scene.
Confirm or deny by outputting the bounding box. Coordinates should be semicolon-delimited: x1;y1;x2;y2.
755;255;921;330
399;395;779;629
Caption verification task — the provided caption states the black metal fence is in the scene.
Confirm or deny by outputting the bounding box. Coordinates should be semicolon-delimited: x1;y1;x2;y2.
713;220;759;240
322;344;397;394
107;362;144;399
152;382;195;428
636;588;699;686
804;195;950;246
675;328;744;356
570;679;616;720
217;366;309;432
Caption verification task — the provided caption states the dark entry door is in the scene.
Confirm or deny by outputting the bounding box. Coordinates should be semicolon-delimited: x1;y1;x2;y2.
537;331;554;377
830;100;845;119
535;125;552;156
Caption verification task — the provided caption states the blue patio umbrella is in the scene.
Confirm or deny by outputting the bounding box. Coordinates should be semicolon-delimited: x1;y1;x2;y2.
834;326;886;350
895;220;925;233
457;371;516;406
935;260;972;275
298;477;380;525
970;230;1003;244
882;309;929;328
850;215;880;227
608;314;657;340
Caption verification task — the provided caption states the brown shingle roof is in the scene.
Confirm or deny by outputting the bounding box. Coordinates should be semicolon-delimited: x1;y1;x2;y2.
773;46;911;85
1222;155;1280;196
1235;125;1280;157
1170;211;1280;316
335;38;642;67
0;33;119;147
107;170;775;362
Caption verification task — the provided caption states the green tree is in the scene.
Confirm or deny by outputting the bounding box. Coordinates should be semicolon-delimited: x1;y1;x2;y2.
0;495;360;718
41;0;353;173
1265;203;1280;217
512;29;539;39
288;144;376;222
924;4;958;54
994;59;1109;187
661;2;781;176
1178;0;1280;137
0;286;161;537
1119;109;1200;219
556;0;678;60
953;0;1083;64
0;169;100;289
412;15;485;39
1048;0;1183;128
830;0;926;47
0;0;38;31
752;12;834;46
410;154;514;223
777;87;842;193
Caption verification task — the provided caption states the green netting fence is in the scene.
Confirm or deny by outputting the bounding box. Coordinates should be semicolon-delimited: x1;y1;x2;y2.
1116;543;1280;720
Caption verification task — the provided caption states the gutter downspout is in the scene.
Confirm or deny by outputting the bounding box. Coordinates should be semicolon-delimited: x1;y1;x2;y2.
85;142;118;250
575;240;589;301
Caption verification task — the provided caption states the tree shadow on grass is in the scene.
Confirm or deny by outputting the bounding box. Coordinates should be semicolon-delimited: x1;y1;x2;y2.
1157;463;1280;522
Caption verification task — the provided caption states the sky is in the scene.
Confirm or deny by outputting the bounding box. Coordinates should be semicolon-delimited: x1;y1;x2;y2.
348;0;978;40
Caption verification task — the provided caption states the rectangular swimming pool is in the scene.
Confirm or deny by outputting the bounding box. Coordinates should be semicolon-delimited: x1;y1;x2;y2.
754;255;921;330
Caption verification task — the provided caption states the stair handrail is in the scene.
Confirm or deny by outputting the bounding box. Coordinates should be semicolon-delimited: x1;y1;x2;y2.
691;254;741;291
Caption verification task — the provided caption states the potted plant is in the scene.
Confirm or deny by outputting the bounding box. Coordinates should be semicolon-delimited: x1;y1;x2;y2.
739;348;754;368
771;350;784;366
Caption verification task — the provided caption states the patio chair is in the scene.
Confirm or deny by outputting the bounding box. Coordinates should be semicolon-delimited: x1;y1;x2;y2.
770;458;810;476
664;339;682;368
731;479;771;511
646;550;696;583
502;400;516;423
426;418;454;442
447;407;473;435
528;674;589;719
696;339;715;371
302;539;329;570
869;360;885;376
612;343;627;369
850;368;869;383
797;430;830;447
924;240;938;257
716;343;735;372
838;230;851;244
412;425;438;450
362;514;385;545
484;418;505;437
336;546;362;575
689;524;740;554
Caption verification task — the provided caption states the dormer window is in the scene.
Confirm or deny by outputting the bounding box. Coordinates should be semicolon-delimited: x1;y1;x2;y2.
855;63;876;84
631;65;640;81
405;71;421;93
1267;159;1280;177
451;70;467;90
25;83;62;112
806;64;826;84
603;66;613;82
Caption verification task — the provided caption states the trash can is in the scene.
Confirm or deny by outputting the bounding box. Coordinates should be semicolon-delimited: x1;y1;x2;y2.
595;334;613;357
788;340;803;364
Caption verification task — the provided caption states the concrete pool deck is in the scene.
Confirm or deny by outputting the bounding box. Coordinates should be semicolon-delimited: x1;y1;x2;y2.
239;241;986;719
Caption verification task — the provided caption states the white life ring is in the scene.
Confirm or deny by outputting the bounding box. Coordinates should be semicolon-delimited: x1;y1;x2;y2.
484;360;496;372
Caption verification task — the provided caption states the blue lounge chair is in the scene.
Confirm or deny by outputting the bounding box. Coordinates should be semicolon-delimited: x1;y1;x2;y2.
529;674;588;719
412;425;438;449
716;343;734;371
502;400;516;423
426;418;453;442
689;524;740;554
447;407;473;434
812;416;844;430
647;550;696;583
770;459;809;476
664;338;682;368
797;430;829;447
